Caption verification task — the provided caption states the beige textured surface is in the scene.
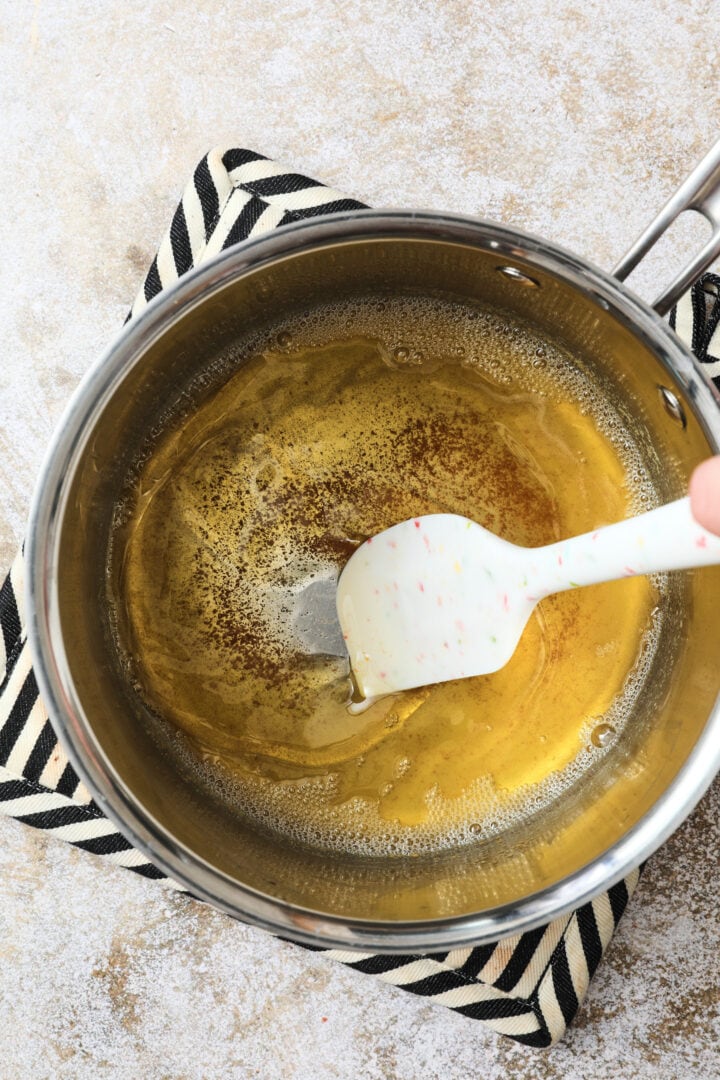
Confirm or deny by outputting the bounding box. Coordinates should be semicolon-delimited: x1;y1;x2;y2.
1;1;720;1075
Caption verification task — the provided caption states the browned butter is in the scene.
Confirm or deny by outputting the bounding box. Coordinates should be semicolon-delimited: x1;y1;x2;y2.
109;295;663;857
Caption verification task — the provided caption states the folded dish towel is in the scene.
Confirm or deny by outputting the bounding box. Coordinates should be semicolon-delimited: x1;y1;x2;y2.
1;147;718;1048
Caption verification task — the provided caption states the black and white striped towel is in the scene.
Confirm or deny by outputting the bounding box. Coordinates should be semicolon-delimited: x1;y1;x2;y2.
2;147;719;1048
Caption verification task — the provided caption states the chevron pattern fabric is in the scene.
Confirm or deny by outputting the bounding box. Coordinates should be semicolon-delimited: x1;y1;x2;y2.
1;146;716;1048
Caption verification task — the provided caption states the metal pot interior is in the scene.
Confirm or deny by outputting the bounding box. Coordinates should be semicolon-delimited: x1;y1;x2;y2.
34;217;720;948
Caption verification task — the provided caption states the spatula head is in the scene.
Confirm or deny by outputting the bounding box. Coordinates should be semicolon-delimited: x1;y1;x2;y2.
336;514;534;697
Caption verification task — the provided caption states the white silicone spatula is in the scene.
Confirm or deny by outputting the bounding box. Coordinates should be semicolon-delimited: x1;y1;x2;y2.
336;498;720;698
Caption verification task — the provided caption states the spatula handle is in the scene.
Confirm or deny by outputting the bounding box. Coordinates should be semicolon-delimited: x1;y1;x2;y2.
534;496;720;596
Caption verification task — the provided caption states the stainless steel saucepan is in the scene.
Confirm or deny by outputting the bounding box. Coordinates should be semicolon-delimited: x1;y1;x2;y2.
26;142;720;952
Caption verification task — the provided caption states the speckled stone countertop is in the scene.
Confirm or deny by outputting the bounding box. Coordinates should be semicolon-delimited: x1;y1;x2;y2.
2;2;720;1076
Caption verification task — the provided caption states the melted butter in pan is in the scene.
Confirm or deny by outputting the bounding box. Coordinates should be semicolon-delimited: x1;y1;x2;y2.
110;297;662;856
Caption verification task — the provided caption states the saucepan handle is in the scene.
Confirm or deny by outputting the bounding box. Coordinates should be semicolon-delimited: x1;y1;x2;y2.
613;139;720;317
